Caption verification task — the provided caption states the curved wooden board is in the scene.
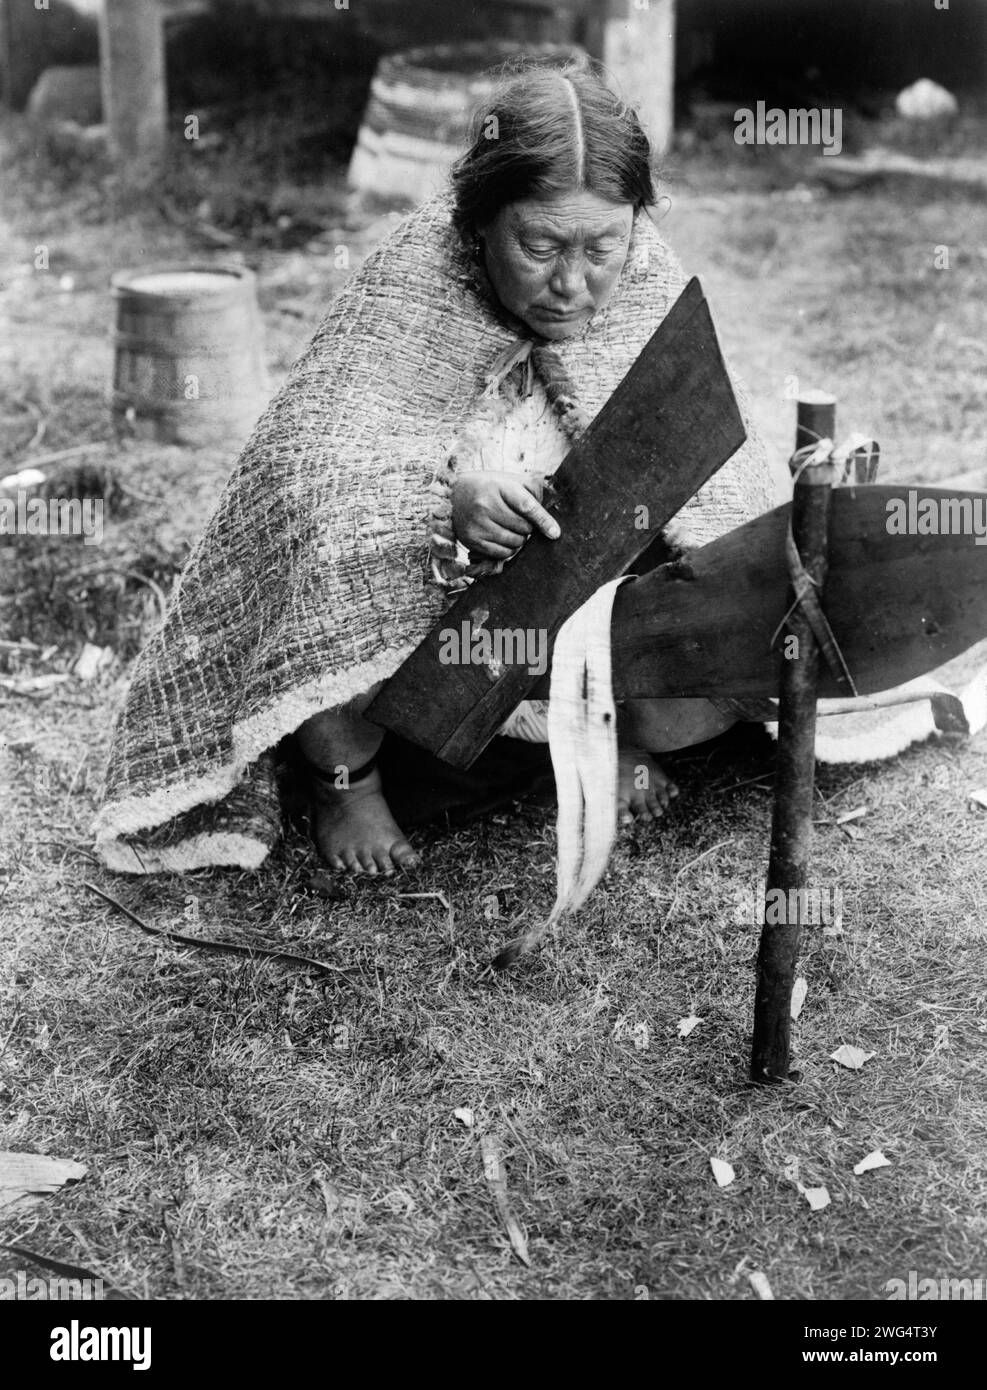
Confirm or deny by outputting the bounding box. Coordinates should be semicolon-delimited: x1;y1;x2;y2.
597;486;987;701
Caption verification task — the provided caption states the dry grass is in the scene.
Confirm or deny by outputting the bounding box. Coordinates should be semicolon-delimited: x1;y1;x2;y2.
1;111;986;1301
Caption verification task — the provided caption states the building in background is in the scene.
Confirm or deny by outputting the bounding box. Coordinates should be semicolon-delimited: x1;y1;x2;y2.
1;0;984;181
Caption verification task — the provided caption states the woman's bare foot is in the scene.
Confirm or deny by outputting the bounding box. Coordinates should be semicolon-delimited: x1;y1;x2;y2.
617;746;679;826
311;766;420;875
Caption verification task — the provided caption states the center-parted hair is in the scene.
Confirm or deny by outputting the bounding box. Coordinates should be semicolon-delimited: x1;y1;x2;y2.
451;62;656;240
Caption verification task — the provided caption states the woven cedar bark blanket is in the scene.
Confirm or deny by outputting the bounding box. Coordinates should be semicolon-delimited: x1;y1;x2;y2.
94;194;775;873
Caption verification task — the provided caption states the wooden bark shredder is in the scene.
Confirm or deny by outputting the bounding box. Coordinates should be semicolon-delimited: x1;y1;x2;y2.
369;280;987;1084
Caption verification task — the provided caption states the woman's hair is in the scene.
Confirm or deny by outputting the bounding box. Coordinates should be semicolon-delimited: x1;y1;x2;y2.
451;61;656;240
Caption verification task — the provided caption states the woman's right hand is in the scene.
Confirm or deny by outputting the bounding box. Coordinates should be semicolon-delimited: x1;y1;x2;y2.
450;470;561;561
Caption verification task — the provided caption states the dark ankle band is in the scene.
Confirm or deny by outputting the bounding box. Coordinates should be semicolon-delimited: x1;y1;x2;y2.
308;755;377;790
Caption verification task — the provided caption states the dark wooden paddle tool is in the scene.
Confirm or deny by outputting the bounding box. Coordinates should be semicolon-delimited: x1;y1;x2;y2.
368;277;748;766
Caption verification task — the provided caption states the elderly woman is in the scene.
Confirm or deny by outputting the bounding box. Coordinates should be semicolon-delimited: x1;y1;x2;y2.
95;63;774;876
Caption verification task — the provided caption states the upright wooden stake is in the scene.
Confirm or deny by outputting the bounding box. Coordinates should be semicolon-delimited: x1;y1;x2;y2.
750;392;837;1084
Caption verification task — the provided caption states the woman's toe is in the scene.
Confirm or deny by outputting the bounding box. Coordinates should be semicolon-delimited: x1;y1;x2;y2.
392;840;420;869
342;849;362;874
370;846;396;875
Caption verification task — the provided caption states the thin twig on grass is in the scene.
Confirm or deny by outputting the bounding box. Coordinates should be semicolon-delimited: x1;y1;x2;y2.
8;443;104;471
0;1010;20;1062
119;571;169;627
63;1223;142;1301
26;413;47;453
1;1240;133;1301
396;890;455;945
480;1134;531;1268
115;479;161;505
82;881;372;999
713;772;774;796
660;838;735;931
61;752;89;807
38;839;100;864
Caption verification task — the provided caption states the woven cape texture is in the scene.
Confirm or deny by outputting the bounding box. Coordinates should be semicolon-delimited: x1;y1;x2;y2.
94;193;775;873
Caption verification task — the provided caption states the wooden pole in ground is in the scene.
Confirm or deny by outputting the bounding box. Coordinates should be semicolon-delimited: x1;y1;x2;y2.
98;0;167;184
750;392;837;1084
597;0;677;156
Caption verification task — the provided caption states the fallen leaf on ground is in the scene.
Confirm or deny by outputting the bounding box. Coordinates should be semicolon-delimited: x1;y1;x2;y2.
677;1014;703;1038
480;1134;530;1267
481;894;500;921
72;643;113;681
0;1151;87;1212
315;1173;340;1217
0;468;46;489
791;977;808;1020
853;1150;892;1176
797;1182;831;1211
835;806;868;825
830;1044;875;1070
969;788;987;810
748;1269;775;1300
453;1106;474;1128
710;1157;735;1187
613;1016;650;1051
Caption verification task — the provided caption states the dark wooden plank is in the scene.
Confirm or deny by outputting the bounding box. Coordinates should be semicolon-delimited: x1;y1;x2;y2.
579;486;987;702
367;277;749;766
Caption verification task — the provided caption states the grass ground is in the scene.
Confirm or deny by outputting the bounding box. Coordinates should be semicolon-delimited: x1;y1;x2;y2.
1;110;986;1301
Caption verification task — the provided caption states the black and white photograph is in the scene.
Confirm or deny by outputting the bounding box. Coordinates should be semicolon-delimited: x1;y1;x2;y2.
1;0;986;1335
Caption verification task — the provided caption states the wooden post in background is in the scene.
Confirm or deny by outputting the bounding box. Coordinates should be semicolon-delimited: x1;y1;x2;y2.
98;0;166;184
750;392;837;1084
597;0;676;156
0;0;47;109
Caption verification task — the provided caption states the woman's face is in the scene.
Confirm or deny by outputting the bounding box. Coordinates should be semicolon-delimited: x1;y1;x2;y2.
479;190;634;342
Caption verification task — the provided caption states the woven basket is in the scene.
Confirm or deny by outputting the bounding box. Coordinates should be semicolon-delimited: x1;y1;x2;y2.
347;40;589;204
